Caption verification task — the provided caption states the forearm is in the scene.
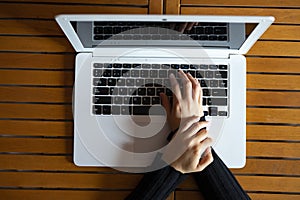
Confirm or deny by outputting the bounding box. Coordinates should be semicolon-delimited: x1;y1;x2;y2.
193;148;251;200
125;165;187;200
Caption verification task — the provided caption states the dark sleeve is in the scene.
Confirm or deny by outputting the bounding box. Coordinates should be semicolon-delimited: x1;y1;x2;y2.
125;165;187;200
193;148;251;200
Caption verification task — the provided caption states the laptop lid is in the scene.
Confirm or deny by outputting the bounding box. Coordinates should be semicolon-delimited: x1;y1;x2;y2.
55;14;274;55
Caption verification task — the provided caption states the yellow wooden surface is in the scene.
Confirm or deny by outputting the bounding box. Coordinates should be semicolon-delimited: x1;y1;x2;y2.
0;0;299;199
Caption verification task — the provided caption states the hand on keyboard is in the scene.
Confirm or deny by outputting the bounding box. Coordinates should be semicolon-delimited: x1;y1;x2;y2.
160;70;204;132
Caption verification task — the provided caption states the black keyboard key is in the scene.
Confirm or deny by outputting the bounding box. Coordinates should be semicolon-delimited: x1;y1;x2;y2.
215;71;228;79
93;69;103;77
93;78;107;86
133;64;142;68
142;97;151;105
123;63;132;68
103;27;113;34
199;35;208;40
103;70;112;77
203;111;209;116
209;107;218;116
93;105;102;115
205;71;214;78
152;97;161;104
200;65;208;69
150;70;158;78
147;88;155;96
209;80;219;87
202;89;211;96
156;88;165;96
207;98;227;106
209;36;218;40
159;70;168;78
180;64;189;69
190;64;199;69
102;106;111;115
138;88;146;95
122;69;130;77
142;64;151;68
93;63;103;68
195;27;204;34
152;64;160;69
133;106;151;115
93;87;109;95
202;98;207;106
212;89;227;96
136;79;145;86
166;88;172;96
112;69;121;77
205;27;213;34
131;70;140;77
94;27;103;34
93;97;111;104
196;71;204;78
162;64;170;69
132;97;141;104
94;35;103;40
107;78;116;86
218;111;228;116
218;36;227;41
171;64;180;69
116;79;125;86
200;80;208;87
214;27;227;34
209;65;218;69
219;80;227;87
218;65;228;70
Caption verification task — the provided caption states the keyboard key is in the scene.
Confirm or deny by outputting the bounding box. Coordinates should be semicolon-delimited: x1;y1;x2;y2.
112;106;121;115
200;65;208;69
133;106;151;115
159;70;168;78
142;97;151;105
103;69;112;77
93;63;103;68
93;105;102;115
196;71;204;78
119;87;127;95
218;65;228;70
218;111;228;116
209;65;218;69
180;64;189;69
121;106;131;115
162;64;170;69
112;69;121;77
209;80;219;87
109;87;118;95
93;97;111;104
209;107;218;116
123;63;132;68
102;106;111;115
218;36;227;41
132;97;141;104
93;69;103;77
207;98;227;106
113;63;122;68
142;64;151;68
203;89;211;96
93;87;109;95
219;80;227;87
212;89;227;96
156;88;165;96
140;70;149;77
150;70;158;78
126;79;135;86
93;78;107;86
107;78;116;86
205;71;214;78
152;97;161;104
113;96;123;104
147;88;155;96
171;64;180;69
138;88;146;95
152;64;160;69
136;79;145;86
214;27;227;34
131;70;140;77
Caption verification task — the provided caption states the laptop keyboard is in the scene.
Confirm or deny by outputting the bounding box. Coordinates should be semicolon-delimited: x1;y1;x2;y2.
92;63;229;117
93;22;228;41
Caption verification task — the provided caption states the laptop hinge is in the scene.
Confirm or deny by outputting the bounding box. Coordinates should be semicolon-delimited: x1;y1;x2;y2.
91;47;230;59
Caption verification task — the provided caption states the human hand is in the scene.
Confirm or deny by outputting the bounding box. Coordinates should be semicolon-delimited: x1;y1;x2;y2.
162;116;213;174
160;70;204;131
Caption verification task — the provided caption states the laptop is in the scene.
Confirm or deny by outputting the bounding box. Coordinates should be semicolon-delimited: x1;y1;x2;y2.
56;15;274;170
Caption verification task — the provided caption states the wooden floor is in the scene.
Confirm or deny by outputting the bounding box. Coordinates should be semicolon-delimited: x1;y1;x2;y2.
0;0;299;199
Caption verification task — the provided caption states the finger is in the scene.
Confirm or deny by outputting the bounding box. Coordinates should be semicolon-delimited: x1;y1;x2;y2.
178;116;201;134
186;22;195;30
196;147;214;171
182;121;209;138
160;93;171;116
178;23;188;33
169;73;182;100
178;70;192;99
172;92;181;116
186;73;201;100
191;128;208;145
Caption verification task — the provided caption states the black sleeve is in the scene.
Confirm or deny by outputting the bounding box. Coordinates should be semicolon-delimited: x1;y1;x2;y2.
125;165;187;200
193;148;251;200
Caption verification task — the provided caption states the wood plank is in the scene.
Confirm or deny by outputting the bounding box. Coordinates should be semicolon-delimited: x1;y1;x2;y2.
165;0;180;14
247;107;300;124
180;175;300;193
249;193;300;200
0;104;73;120
0;171;141;189
0;36;74;53
248;41;300;57
149;0;163;14
247;125;300;141
247;74;300;90
0;154;116;172
0;20;63;36
231;159;300;176
0;86;72;103
1;138;299;158
260;25;300;41
247;141;300;158
0;70;74;86
0;190;132;200
0;53;75;69
0;120;73;136
0;3;147;19
10;0;148;5
181;7;300;24
0;137;72;154
182;0;300;7
247;91;300;107
247;57;300;73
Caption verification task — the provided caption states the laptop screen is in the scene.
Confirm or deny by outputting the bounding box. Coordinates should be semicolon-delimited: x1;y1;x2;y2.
70;21;260;50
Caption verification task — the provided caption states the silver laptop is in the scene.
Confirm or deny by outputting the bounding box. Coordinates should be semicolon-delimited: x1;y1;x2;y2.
56;15;274;169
